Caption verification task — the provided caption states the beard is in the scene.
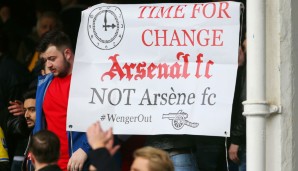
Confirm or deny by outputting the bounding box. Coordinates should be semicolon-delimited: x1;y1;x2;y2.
57;54;71;77
26;119;35;128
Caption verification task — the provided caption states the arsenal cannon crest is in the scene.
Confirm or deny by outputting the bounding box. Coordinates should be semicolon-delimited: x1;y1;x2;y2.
162;110;199;130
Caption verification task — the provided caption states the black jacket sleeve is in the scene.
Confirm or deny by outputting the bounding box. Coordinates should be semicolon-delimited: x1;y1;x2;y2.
230;66;246;145
89;148;120;171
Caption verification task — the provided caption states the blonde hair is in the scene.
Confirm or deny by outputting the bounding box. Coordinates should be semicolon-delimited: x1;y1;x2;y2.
133;146;174;171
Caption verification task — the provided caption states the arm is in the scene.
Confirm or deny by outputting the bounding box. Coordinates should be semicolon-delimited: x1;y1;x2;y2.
229;65;246;163
229;144;240;164
87;121;120;155
67;148;88;171
86;121;120;171
67;131;90;171
67;121;121;171
89;148;120;171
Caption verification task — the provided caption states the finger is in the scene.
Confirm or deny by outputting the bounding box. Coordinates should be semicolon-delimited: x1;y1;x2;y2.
230;154;239;163
13;112;24;116
67;160;72;171
105;128;113;142
9;108;22;113
74;162;82;171
14;100;23;104
105;129;114;149
234;154;240;163
229;153;234;161
78;163;83;171
8;109;17;114
90;122;97;135
106;136;113;149
232;158;240;164
72;163;77;171
231;154;236;161
96;121;103;132
8;105;23;110
8;105;19;110
73;164;78;171
110;144;120;156
8;102;20;106
229;151;235;160
87;122;97;137
8;108;15;112
10;110;24;115
87;126;92;138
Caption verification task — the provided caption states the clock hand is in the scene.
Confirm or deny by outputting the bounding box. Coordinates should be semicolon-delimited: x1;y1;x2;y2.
103;11;116;31
111;23;116;29
104;10;108;31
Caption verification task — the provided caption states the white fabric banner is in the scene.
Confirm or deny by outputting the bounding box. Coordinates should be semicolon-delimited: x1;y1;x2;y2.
67;2;241;136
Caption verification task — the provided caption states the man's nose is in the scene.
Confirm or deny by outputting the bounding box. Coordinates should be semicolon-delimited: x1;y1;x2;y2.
46;60;53;68
25;111;30;118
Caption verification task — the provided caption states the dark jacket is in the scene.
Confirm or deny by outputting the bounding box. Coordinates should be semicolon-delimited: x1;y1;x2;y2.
38;164;62;171
89;148;120;171
230;65;246;145
146;135;195;150
0;55;31;163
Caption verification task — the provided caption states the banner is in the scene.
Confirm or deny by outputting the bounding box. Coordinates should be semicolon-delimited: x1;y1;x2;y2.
67;2;241;136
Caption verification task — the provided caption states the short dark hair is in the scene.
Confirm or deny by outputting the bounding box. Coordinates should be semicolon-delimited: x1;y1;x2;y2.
37;29;73;53
29;130;60;163
23;88;36;100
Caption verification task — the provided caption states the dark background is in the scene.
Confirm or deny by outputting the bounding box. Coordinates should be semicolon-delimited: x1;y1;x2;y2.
0;0;245;35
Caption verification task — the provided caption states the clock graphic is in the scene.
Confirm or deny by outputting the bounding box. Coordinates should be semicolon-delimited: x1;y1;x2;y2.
87;6;125;50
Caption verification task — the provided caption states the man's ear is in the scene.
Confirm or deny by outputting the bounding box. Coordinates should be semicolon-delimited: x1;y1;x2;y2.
63;48;73;61
30;153;36;166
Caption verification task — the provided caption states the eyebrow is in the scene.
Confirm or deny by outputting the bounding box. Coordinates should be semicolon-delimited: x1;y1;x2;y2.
44;56;56;59
41;56;56;61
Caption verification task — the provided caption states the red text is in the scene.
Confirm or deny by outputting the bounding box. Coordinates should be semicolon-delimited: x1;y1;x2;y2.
101;52;214;81
142;29;223;47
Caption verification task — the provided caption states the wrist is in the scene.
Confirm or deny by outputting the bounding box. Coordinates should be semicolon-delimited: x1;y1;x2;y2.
92;142;105;150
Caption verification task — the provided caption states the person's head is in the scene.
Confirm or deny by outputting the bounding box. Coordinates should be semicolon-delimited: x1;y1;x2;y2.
36;11;62;38
37;29;74;77
0;4;10;23
29;130;60;165
131;146;174;171
59;0;77;7
23;89;36;128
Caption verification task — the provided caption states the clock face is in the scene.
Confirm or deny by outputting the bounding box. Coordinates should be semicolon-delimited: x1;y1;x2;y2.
87;6;125;50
